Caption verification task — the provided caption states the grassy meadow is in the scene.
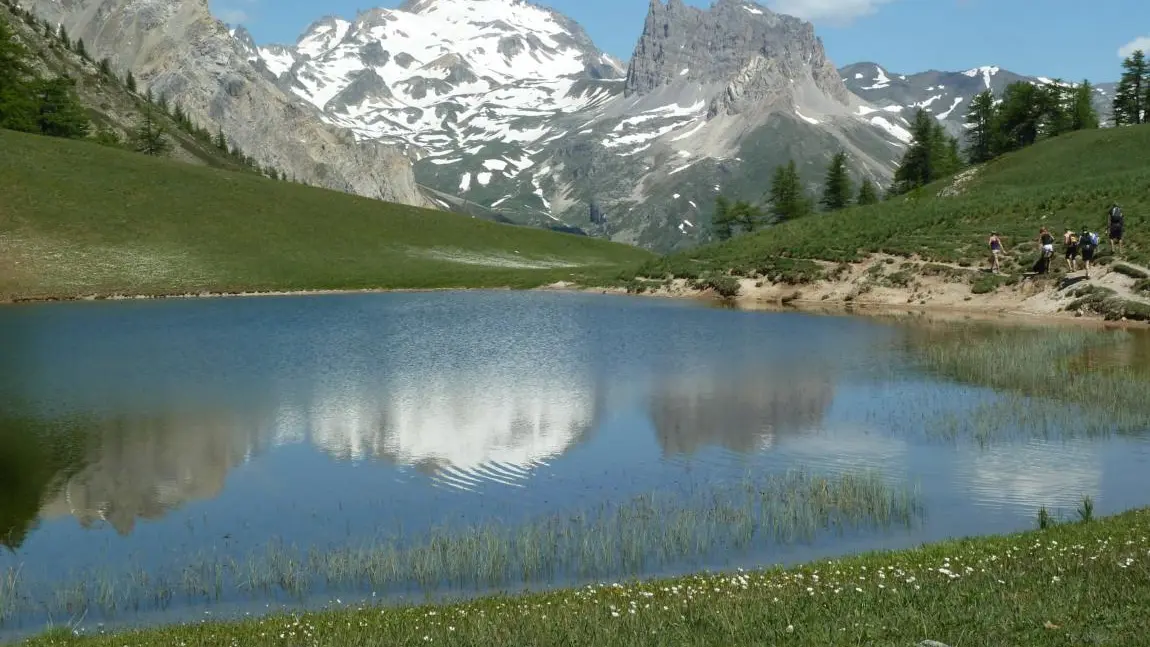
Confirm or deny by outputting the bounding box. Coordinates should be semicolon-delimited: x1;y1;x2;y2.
13;506;1150;646
635;124;1150;291
0;130;653;301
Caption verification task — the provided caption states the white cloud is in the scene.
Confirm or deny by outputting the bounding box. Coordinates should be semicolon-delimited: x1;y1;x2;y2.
765;0;896;23
1118;36;1150;59
218;7;249;24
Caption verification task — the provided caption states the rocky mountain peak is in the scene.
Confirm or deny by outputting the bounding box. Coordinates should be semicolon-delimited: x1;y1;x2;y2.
229;25;256;51
624;0;848;110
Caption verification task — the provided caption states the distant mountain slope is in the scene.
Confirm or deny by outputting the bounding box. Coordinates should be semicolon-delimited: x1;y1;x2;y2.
240;0;910;252
1;0;258;172
840;62;1117;138
23;0;430;207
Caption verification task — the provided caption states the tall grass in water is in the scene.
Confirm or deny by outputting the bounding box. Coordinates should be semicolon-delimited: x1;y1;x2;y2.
917;328;1150;435
0;566;20;624
0;469;921;623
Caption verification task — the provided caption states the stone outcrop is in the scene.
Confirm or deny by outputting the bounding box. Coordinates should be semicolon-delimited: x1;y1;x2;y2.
25;0;430;207
624;0;850;111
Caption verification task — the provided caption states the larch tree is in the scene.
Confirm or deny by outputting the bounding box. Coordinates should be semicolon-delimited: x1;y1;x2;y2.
769;160;813;222
1113;50;1147;125
711;195;734;241
820;151;852;211
857;178;879;206
132;106;172;156
964;89;998;164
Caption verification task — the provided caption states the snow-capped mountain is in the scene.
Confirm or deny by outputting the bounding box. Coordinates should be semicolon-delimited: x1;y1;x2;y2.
234;0;911;251
234;0;624;155
840;62;1117;137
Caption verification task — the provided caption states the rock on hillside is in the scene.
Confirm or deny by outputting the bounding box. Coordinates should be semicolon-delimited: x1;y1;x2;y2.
1;0;255;171
23;0;430;207
242;0;909;251
840;62;1117;138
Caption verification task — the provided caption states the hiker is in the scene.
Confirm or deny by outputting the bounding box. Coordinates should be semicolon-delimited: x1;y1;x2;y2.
988;231;1004;273
1063;229;1079;272
1107;202;1124;255
1080;226;1099;278
1035;227;1055;274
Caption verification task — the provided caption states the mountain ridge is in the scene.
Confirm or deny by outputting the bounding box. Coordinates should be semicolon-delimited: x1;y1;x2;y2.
22;0;431;207
840;61;1117;138
233;0;908;251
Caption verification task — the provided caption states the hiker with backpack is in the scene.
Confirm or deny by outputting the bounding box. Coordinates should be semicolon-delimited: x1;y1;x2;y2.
1107;202;1124;255
1035;227;1055;274
1063;228;1079;272
1080;226;1100;278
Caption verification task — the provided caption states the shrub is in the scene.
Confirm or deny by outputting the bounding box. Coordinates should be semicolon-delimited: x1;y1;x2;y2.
698;273;740;299
1112;263;1149;279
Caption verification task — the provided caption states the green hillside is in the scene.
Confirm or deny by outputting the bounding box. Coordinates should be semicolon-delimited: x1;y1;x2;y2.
638;124;1148;285
0;130;653;300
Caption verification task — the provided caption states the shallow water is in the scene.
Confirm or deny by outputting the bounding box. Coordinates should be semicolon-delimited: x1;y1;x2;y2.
0;291;1147;639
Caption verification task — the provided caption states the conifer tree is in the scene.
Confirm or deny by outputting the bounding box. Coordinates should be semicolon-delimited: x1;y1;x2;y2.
1113;50;1147;125
132;106;171;156
769;160;813;222
74;37;87;60
1070;80;1100;131
57;24;69;48
97;57;112;77
996;82;1044;151
1040;80;1070;137
34;76;90;138
964;89;998;164
728;200;763;233
856;178;879;206
0;14;37;132
712;196;733;240
892;109;962;194
214;127;228;151
820;151;852;211
125;71;137;92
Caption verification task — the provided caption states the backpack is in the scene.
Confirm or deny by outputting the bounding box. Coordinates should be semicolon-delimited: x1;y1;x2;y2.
1110;206;1123;225
1087;232;1100;246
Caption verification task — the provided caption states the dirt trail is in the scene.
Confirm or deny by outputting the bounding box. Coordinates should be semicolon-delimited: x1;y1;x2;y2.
614;253;1150;326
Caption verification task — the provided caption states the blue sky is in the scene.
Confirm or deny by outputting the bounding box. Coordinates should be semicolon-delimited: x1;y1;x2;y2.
213;0;1150;82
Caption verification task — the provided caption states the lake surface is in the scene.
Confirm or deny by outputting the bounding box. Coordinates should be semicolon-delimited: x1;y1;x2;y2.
1;291;1148;639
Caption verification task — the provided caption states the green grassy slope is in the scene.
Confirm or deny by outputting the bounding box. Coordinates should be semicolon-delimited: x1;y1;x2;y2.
639;124;1148;282
0;130;653;300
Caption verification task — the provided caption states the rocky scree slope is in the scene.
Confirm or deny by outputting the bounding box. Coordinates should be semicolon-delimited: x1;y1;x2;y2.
239;0;911;252
22;0;430;207
1;0;256;171
840;62;1117;138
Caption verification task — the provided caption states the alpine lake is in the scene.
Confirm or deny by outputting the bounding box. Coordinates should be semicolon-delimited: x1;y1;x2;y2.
1;290;1148;641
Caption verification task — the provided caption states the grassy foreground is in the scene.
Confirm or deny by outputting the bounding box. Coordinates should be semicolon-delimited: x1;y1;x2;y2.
637;124;1149;289
17;508;1150;646
0;130;652;301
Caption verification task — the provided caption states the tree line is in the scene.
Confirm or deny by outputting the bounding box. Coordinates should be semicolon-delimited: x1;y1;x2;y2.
0;3;293;182
711;60;1130;241
712;153;881;240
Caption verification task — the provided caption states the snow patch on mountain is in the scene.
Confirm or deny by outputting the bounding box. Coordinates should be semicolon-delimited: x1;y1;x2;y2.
962;65;1000;90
